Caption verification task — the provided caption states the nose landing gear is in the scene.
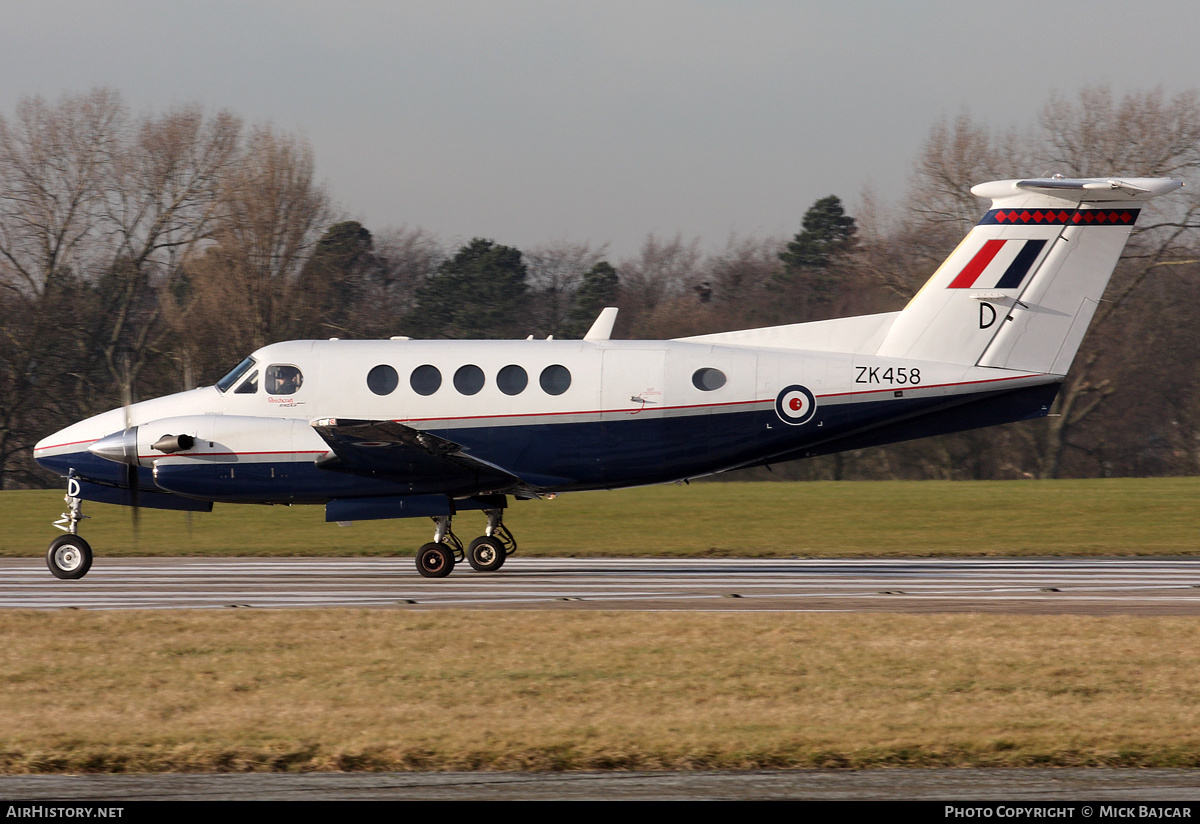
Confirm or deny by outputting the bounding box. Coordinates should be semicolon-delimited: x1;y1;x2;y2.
48;477;93;580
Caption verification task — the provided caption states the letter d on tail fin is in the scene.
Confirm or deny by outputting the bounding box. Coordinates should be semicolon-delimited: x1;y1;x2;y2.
875;177;1182;373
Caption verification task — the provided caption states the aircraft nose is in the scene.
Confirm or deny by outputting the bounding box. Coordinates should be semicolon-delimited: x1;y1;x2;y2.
33;423;90;474
33;429;68;468
33;406;130;475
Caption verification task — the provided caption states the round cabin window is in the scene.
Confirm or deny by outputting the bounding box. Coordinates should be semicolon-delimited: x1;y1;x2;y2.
367;364;399;395
497;364;529;396
410;364;442;396
454;364;485;395
692;367;727;391
539;364;571;395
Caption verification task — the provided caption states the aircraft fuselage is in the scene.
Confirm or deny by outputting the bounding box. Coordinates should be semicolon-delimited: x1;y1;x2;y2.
35;337;1057;507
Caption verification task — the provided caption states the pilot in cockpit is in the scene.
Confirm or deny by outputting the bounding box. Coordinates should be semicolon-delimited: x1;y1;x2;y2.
268;365;303;395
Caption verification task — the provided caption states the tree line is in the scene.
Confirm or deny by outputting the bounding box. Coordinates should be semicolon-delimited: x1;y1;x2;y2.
3;86;1200;489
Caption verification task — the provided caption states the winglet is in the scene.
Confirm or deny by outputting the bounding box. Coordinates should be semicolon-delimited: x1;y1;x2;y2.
583;307;619;341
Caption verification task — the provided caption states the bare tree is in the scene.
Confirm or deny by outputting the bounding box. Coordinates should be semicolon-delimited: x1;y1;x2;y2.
523;239;608;337
175;125;332;377
1026;87;1200;477
617;233;704;337
911;111;1034;232
707;234;781;304
366;226;445;337
849;187;933;304
1040;87;1200;179
0;89;126;487
0;88;125;299
699;233;785;329
619;234;702;309
100;105;242;398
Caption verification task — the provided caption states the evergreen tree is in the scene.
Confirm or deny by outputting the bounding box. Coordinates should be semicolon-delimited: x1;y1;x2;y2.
294;220;377;338
779;195;857;272
411;238;528;338
777;195;858;309
561;261;618;338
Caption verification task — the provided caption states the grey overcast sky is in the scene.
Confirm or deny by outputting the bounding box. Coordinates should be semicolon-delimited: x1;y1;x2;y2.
1;0;1197;258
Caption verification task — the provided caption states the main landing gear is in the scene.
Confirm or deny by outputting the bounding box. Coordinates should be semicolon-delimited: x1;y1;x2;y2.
415;508;517;579
47;478;93;580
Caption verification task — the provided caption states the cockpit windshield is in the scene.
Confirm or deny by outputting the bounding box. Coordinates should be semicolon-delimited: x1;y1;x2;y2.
215;356;256;393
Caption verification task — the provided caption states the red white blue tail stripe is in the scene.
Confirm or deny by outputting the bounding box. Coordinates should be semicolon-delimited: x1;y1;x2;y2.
947;238;1048;290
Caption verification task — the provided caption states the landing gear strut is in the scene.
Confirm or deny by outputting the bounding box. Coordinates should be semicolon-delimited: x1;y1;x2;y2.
467;509;516;572
48;477;93;580
415;515;463;578
414;507;517;578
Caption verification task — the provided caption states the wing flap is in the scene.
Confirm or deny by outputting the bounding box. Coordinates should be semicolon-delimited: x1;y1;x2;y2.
311;418;520;488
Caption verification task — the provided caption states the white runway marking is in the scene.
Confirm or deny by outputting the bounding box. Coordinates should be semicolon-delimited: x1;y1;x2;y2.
3;556;1200;613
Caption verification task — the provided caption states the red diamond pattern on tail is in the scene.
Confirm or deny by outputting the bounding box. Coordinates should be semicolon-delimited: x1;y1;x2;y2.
981;208;1139;226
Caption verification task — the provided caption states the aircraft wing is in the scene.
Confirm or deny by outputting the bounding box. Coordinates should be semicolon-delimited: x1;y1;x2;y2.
311;418;521;491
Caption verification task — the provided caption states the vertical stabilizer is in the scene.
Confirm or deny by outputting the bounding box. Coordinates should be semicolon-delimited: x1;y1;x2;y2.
875;177;1182;373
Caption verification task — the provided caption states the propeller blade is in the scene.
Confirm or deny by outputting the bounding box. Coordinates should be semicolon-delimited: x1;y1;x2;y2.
127;461;140;540
121;359;139;541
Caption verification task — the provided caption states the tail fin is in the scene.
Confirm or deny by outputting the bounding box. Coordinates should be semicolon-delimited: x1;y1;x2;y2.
875;177;1182;373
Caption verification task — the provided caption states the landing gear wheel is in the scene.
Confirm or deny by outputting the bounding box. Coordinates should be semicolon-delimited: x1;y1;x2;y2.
46;535;93;580
416;542;455;578
467;536;506;572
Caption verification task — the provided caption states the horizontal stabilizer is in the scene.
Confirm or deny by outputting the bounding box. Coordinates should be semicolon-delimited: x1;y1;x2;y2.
1001;177;1181;199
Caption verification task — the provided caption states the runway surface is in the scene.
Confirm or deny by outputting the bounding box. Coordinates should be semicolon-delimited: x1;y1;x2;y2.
4;556;1200;614
7;559;1200;800
4;768;1200;800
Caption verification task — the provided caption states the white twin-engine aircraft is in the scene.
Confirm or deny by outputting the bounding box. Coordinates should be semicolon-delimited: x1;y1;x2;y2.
33;176;1183;579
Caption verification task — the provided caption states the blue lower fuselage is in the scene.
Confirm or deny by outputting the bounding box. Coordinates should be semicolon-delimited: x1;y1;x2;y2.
35;381;1060;506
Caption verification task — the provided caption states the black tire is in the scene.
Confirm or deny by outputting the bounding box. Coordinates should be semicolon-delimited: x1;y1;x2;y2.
46;535;93;580
467;536;506;572
416;542;454;578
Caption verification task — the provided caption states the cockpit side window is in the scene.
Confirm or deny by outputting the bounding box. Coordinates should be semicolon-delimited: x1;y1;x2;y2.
216;356;256;393
266;364;303;395
234;370;259;394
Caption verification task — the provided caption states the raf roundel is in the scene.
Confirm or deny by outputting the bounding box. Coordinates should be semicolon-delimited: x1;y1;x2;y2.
775;384;817;426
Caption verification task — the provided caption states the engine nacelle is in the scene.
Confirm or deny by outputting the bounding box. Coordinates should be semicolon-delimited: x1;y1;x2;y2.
124;415;329;502
121;414;316;466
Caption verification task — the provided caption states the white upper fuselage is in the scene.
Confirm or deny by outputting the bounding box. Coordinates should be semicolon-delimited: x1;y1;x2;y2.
35;335;1048;492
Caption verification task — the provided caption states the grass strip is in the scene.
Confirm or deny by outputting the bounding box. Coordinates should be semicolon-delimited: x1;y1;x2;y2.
3;610;1200;773
3;477;1199;558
